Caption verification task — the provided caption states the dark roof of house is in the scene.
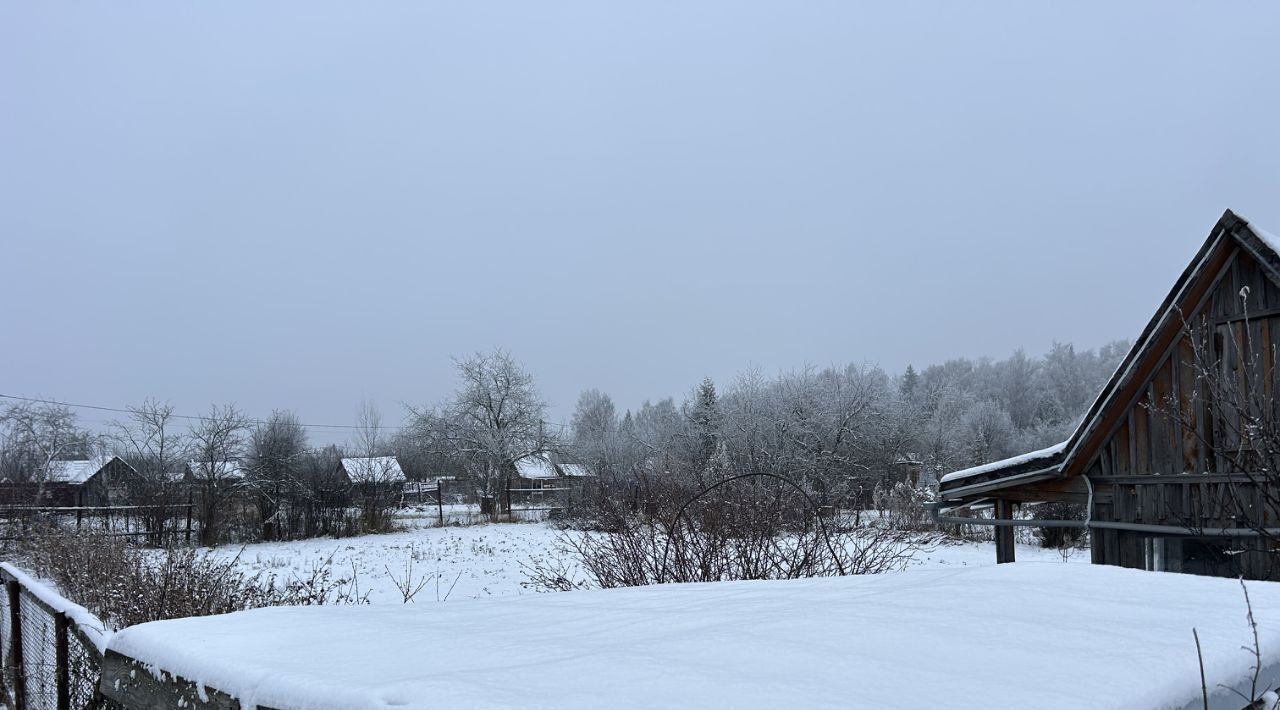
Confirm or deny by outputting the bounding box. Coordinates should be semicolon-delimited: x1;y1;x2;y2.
938;209;1279;504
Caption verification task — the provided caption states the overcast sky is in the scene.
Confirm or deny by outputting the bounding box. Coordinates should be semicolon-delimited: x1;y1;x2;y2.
3;2;1279;444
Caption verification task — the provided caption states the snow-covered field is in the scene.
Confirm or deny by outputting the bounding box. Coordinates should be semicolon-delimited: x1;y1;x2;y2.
212;518;1085;605
108;562;1279;709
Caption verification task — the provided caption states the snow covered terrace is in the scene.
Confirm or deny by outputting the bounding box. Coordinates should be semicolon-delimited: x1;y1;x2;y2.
103;564;1279;709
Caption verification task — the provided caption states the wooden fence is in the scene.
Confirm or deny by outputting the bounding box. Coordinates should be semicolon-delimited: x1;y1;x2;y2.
0;505;195;547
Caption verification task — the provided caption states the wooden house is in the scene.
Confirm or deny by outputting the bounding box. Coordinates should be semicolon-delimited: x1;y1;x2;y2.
513;452;596;498
336;456;407;487
938;210;1280;579
47;456;141;506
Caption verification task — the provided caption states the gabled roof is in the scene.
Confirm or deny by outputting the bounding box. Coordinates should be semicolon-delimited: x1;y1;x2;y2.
514;453;596;479
557;462;595;478
939;210;1278;503
514;455;558;480
339;456;406;484
47;456;132;485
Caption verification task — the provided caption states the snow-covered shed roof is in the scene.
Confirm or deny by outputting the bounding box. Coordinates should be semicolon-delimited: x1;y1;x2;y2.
514;455;558;480
47;456;116;485
940;210;1278;505
104;563;1280;709
514;454;594;479
939;441;1067;486
557;462;594;478
340;456;406;484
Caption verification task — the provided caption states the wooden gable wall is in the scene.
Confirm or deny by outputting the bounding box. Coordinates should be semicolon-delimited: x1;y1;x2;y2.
1079;241;1280;534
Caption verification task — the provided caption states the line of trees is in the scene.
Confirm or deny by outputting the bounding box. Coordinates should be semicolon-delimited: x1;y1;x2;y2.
554;341;1129;510
0;340;1128;544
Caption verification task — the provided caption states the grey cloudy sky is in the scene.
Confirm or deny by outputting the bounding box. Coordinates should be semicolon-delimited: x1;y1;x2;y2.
3;2;1279;443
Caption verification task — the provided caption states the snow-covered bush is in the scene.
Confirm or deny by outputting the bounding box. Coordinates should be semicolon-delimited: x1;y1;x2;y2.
18;530;366;629
872;480;935;531
526;475;925;590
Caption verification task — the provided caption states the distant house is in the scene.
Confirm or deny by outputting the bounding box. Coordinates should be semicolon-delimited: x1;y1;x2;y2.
513;452;596;496
336;456;406;486
937;211;1280;579
46;456;141;506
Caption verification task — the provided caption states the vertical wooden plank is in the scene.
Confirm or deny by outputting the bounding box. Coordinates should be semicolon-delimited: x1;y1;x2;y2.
1114;419;1132;476
1177;335;1202;473
54;612;69;710
994;499;1015;564
7;581;23;710
437;479;445;527
1127;409;1138;475
1134;392;1151;475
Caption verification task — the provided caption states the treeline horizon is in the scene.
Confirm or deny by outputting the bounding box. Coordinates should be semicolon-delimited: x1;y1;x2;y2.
4;338;1130;486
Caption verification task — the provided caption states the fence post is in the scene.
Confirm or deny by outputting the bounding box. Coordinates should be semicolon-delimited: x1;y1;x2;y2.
185;494;193;545
7;580;25;710
54;612;69;710
436;480;445;528
505;478;512;520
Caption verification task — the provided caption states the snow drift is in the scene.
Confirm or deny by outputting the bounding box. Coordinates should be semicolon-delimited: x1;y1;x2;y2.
107;563;1280;709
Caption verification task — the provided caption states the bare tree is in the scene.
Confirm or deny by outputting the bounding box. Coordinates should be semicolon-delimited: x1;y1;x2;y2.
245;410;307;541
0;400;94;504
411;349;550;511
188;405;251;546
111;399;190;543
348;401;401;531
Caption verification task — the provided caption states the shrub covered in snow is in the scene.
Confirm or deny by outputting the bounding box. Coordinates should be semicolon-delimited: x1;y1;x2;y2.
18;530;365;629
527;475;927;590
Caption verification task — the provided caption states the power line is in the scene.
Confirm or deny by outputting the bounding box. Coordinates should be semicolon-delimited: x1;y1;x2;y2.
0;393;574;432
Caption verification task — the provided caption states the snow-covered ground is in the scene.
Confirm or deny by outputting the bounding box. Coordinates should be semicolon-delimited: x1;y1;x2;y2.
107;562;1280;709
212;518;1084;605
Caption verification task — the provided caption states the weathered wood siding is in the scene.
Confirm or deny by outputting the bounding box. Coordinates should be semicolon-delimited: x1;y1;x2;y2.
1081;247;1280;572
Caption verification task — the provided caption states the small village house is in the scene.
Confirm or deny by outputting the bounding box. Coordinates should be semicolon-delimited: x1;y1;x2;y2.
511;452;597;513
938;211;1280;579
336;456;407;487
45;456;141;507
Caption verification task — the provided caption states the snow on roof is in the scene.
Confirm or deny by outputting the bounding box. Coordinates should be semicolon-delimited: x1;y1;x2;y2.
557;462;594;477
938;441;1067;485
515;455;558;479
1241;212;1280;256
340;456;406;484
46;457;108;485
106;563;1280;709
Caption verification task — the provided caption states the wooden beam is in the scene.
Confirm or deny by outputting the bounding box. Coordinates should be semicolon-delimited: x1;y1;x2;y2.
994;499;1015;564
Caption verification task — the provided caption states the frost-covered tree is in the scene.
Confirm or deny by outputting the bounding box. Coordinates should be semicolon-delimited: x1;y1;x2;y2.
411;349;550;500
570;389;618;477
188;404;251;545
0;400;95;503
246;410;307;540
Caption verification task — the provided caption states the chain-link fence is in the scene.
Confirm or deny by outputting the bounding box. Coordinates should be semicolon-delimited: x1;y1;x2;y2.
0;565;105;710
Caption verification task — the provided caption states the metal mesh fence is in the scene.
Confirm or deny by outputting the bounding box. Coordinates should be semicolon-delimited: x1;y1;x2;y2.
19;594;56;710
66;629;99;709
0;570;106;710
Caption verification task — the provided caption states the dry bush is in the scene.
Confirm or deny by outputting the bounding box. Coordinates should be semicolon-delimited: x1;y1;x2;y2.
872;481;935;531
18;530;365;629
527;475;929;591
